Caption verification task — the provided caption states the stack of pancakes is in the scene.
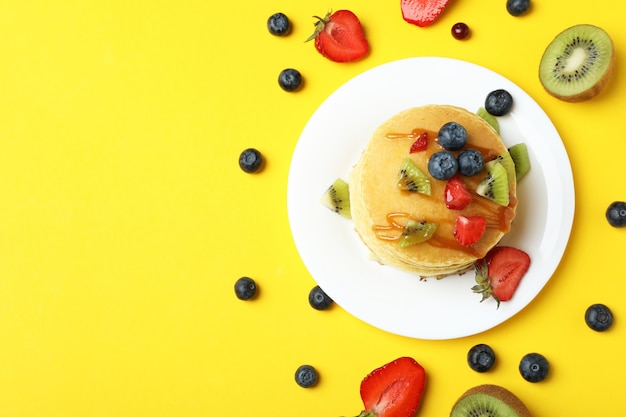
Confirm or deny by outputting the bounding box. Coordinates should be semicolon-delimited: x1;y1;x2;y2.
349;105;518;277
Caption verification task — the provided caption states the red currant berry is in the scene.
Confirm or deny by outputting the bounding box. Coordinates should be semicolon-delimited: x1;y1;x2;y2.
451;22;470;40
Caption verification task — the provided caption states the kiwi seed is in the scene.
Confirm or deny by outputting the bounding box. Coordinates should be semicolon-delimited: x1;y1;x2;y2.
320;178;351;218
539;24;614;102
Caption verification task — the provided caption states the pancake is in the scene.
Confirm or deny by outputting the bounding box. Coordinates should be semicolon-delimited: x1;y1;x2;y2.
349;105;518;278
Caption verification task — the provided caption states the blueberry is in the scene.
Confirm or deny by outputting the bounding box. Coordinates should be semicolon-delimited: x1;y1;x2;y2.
428;151;458;180
278;68;303;92
519;353;549;382
606;201;626;227
485;89;514;116
506;0;531;16
267;12;291;36
437;122;468;151
585;303;614;331
467;343;496;373
295;365;318;388
234;277;257;300
308;285;333;310
238;148;264;173
457;149;485;176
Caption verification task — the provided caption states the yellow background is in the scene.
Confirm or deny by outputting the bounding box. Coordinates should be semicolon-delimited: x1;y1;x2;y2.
0;1;624;416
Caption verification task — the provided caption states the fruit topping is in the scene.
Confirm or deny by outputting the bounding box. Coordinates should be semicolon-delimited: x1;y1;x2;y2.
476;161;509;206
239;148;264;173
476;107;499;133
472;246;531;307
306;10;369;63
410;131;428;153
450;385;531;417
357;357;426;417
585;303;614;331
294;365;319;388
454;215;487;246
457;149;485;177
438;121;468;150
451;22;470;40
508;143;531;182
506;0;531;16
428;151;458;181
397;158;431;195
484;89;513;116
234;276;258;300
606;201;626;227
467;344;496;373
519;353;549;382
539;24;614;102
267;12;291;36
445;176;472;210
401;0;450;27
308;285;334;310
321;178;351;218
278;68;303;92
399;219;438;247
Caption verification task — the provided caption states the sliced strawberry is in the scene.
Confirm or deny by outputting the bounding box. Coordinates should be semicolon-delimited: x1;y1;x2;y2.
454;215;486;246
358;357;426;417
401;0;451;27
306;10;369;63
473;246;531;307
444;176;472;210
409;132;428;153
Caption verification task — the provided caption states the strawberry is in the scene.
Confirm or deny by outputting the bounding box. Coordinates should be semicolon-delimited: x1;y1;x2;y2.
454;215;486;246
357;357;426;417
401;0;451;27
472;246;531;307
444;176;472;210
306;10;369;63
409;132;428;153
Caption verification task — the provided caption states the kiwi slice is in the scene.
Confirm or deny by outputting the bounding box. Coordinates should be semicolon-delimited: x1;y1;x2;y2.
476;161;509;206
539;24;614;102
320;178;351;218
450;384;531;417
397;158;431;196
508;143;530;182
476;107;500;134
399;219;437;248
491;152;516;188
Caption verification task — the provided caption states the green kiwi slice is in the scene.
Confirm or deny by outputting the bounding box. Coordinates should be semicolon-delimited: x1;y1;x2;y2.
476;107;500;134
397;158;431;196
491;152;516;188
508;143;530;182
539;24;614;102
476;161;509;206
399;219;437;247
320;178;351;218
450;385;531;417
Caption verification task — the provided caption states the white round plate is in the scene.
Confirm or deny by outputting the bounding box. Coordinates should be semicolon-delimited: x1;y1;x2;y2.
287;57;574;340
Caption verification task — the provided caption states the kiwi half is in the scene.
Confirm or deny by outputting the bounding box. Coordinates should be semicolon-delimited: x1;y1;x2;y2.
320;178;351;218
539;24;614;102
399;220;437;247
476;107;500;134
397;158;431;196
450;384;531;417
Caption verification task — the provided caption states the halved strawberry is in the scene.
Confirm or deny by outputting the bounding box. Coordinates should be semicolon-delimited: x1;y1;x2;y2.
445;176;472;210
306;10;369;63
454;215;486;246
401;0;451;27
409;132;428;153
358;357;426;417
472;246;531;307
